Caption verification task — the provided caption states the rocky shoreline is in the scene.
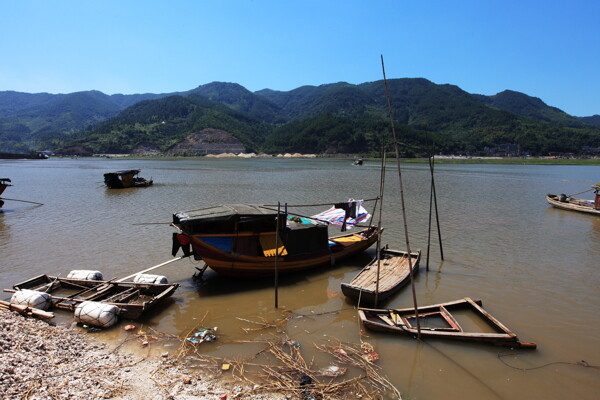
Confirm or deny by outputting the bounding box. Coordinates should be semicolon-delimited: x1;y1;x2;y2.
0;310;285;400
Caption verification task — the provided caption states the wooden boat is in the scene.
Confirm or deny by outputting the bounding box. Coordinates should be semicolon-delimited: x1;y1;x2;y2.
341;247;420;305
0;152;47;159
172;204;381;278
11;274;178;319
0;178;11;208
546;185;600;216
104;169;153;188
358;297;536;348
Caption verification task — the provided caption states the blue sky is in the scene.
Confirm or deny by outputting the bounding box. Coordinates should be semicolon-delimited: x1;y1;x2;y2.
1;1;598;116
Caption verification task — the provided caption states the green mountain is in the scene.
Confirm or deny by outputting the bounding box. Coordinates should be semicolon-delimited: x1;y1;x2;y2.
578;115;600;127
186;82;284;123
2;79;599;156
0;90;168;152
60;95;270;155
472;90;590;128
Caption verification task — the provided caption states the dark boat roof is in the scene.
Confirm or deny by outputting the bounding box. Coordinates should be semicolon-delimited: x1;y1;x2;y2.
174;204;278;225
104;169;141;177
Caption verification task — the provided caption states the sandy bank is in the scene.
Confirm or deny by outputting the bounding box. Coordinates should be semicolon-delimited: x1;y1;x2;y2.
0;310;285;400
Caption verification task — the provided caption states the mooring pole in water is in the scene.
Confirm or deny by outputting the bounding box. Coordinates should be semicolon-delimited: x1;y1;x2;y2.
430;153;444;261
381;54;421;339
274;202;281;309
374;142;388;307
425;133;444;271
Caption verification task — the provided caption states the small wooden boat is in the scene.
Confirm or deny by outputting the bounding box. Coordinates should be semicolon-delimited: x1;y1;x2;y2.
0;152;47;159
104;169;153;189
0;178;12;208
358;297;536;348
172;203;381;278
341;247;420;305
11;274;178;319
546;185;600;216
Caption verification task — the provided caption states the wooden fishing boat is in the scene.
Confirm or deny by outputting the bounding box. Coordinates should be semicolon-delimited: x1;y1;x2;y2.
546;185;600;216
358;297;536;348
104;169;153;189
0;152;47;159
171;204;381;278
0;178;11;208
11;274;178;319
341;247;420;305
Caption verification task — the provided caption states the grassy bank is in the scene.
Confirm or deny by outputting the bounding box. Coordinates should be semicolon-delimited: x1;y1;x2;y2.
397;157;600;165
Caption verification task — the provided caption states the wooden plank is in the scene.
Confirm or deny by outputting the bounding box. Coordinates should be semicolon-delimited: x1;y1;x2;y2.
464;297;516;337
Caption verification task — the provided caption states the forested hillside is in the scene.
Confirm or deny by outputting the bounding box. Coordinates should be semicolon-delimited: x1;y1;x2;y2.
1;79;599;156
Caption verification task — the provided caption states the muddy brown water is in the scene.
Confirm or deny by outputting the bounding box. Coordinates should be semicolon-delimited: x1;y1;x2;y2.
1;157;599;399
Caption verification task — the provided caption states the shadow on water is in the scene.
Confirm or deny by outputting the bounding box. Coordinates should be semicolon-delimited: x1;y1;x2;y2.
190;250;377;298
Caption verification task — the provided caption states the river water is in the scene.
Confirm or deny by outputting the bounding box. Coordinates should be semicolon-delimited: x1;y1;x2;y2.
1;157;599;399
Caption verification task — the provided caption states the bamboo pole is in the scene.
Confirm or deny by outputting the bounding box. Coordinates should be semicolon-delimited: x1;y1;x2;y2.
0;300;54;319
374;142;388;307
430;153;444;261
381;54;421;339
274;202;281;309
116;256;187;282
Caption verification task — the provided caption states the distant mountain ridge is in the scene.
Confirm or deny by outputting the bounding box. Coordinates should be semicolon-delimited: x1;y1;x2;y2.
0;79;599;155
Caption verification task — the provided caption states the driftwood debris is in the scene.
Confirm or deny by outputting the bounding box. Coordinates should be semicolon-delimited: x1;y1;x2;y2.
0;300;54;319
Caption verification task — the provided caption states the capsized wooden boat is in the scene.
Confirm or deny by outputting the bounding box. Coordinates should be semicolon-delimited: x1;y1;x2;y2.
11;274;178;320
546;186;600;216
358;297;536;348
341;247;420;306
104;169;153;189
171;204;381;278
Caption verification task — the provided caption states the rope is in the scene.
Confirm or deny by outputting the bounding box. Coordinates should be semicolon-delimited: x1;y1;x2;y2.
568;188;593;197
497;351;600;371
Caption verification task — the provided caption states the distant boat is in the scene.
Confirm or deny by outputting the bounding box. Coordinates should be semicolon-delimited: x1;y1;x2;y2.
358;297;536;348
341;247;420;305
0;178;12;208
171;203;381;278
353;158;364;166
0;152;48;159
104;169;153;189
546;184;600;216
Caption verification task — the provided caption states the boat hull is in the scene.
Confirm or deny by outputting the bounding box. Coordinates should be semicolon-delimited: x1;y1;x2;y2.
358;297;536;348
546;194;600;215
188;227;380;278
341;248;420;305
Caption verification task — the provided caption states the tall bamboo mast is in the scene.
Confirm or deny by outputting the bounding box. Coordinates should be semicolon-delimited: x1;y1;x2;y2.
381;55;421;338
274;202;281;308
374;142;388;307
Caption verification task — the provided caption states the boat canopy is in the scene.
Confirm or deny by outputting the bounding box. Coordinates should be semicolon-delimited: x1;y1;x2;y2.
103;169;141;177
174;204;279;225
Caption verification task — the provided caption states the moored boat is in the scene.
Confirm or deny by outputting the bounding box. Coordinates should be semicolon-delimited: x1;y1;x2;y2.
171;203;381;278
358;297;536;348
341;247;420;306
104;169;153;189
11;274;178;320
546;184;600;216
0;178;12;208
